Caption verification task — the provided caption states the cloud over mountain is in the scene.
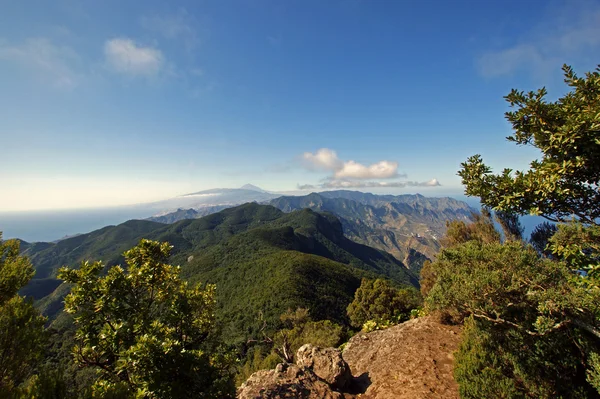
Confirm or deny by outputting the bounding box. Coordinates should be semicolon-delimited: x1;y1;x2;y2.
299;148;439;190
301;148;401;179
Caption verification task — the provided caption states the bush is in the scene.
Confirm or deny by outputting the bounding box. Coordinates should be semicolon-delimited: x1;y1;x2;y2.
58;239;236;399
427;240;600;397
347;278;421;328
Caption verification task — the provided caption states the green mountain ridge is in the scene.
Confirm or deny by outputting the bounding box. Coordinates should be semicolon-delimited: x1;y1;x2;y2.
145;191;474;271
268;191;474;270
20;203;417;346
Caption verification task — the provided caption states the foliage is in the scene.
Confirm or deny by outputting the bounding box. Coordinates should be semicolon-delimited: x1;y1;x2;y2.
273;308;344;362
235;346;280;387
236;308;344;385
458;64;600;225
494;210;524;241
441;208;500;248
58;239;235;399
549;222;600;278
0;233;46;397
419;260;435;297
453;318;523;398
588;353;600;393
18;365;70;399
427;240;600;397
422;210;501;301
530;221;558;257
347;278;421;329
448;65;600;395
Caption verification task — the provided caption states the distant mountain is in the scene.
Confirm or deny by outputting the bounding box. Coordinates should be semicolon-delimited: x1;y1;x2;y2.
269;191;474;271
145;190;474;271
146;187;280;217
21;203;417;346
240;183;269;193
148;206;231;224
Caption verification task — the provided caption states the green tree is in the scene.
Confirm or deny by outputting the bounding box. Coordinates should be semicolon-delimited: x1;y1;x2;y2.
58;239;235;399
494;210;524;242
440;64;600;396
274;308;343;362
441;208;500;248
530;221;558;257
236;308;344;385
458;64;600;225
426;240;600;397
346;278;421;329
0;233;46;397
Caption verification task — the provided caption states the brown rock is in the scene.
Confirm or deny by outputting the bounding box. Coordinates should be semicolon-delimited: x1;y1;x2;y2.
342;316;462;399
296;344;352;389
237;362;344;399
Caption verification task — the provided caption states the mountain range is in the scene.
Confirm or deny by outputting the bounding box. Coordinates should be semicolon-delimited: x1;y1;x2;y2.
15;185;475;347
148;187;474;271
20;203;418;346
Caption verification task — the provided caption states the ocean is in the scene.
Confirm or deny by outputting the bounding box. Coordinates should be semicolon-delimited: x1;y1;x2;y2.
0;206;157;243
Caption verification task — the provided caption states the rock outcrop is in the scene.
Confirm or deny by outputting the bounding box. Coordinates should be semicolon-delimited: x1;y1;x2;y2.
343;316;462;398
238;316;462;399
237;360;344;399
296;344;352;390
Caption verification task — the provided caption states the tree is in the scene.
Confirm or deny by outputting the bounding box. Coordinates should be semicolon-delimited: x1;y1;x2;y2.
346;278;421;329
58;239;235;399
494;210;524;241
439;64;600;396
530;221;558;257
274;308;343;363
441;208;500;248
0;233;46;397
426;240;600;397
459;64;600;225
237;308;344;385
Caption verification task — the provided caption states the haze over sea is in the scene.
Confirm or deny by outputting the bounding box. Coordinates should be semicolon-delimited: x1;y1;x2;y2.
0;206;155;242
0;195;546;243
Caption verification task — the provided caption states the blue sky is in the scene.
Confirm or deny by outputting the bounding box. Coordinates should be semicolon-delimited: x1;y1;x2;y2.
1;0;599;211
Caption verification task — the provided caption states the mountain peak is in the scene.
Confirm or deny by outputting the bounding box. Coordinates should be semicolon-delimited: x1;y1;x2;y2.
240;184;267;193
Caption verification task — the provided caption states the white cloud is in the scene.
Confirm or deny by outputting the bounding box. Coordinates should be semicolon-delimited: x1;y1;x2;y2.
302;148;400;179
320;179;440;189
298;148;439;190
297;179;440;190
104;38;164;76
302;148;343;171
477;2;600;77
0;38;80;88
335;160;399;179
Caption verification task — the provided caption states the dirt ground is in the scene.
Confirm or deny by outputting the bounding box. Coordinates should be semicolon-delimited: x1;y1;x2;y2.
342;317;462;399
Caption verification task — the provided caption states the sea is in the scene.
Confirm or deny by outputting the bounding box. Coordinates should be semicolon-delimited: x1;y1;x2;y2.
0;206;157;243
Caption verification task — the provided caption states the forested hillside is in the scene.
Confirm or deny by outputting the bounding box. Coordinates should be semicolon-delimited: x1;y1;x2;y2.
146;190;474;272
21;203;417;346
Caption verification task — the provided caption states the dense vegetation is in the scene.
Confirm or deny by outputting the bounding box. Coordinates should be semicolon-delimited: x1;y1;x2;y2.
346;278;421;330
0;234;46;397
424;64;600;398
22;204;417;333
57;239;235;398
